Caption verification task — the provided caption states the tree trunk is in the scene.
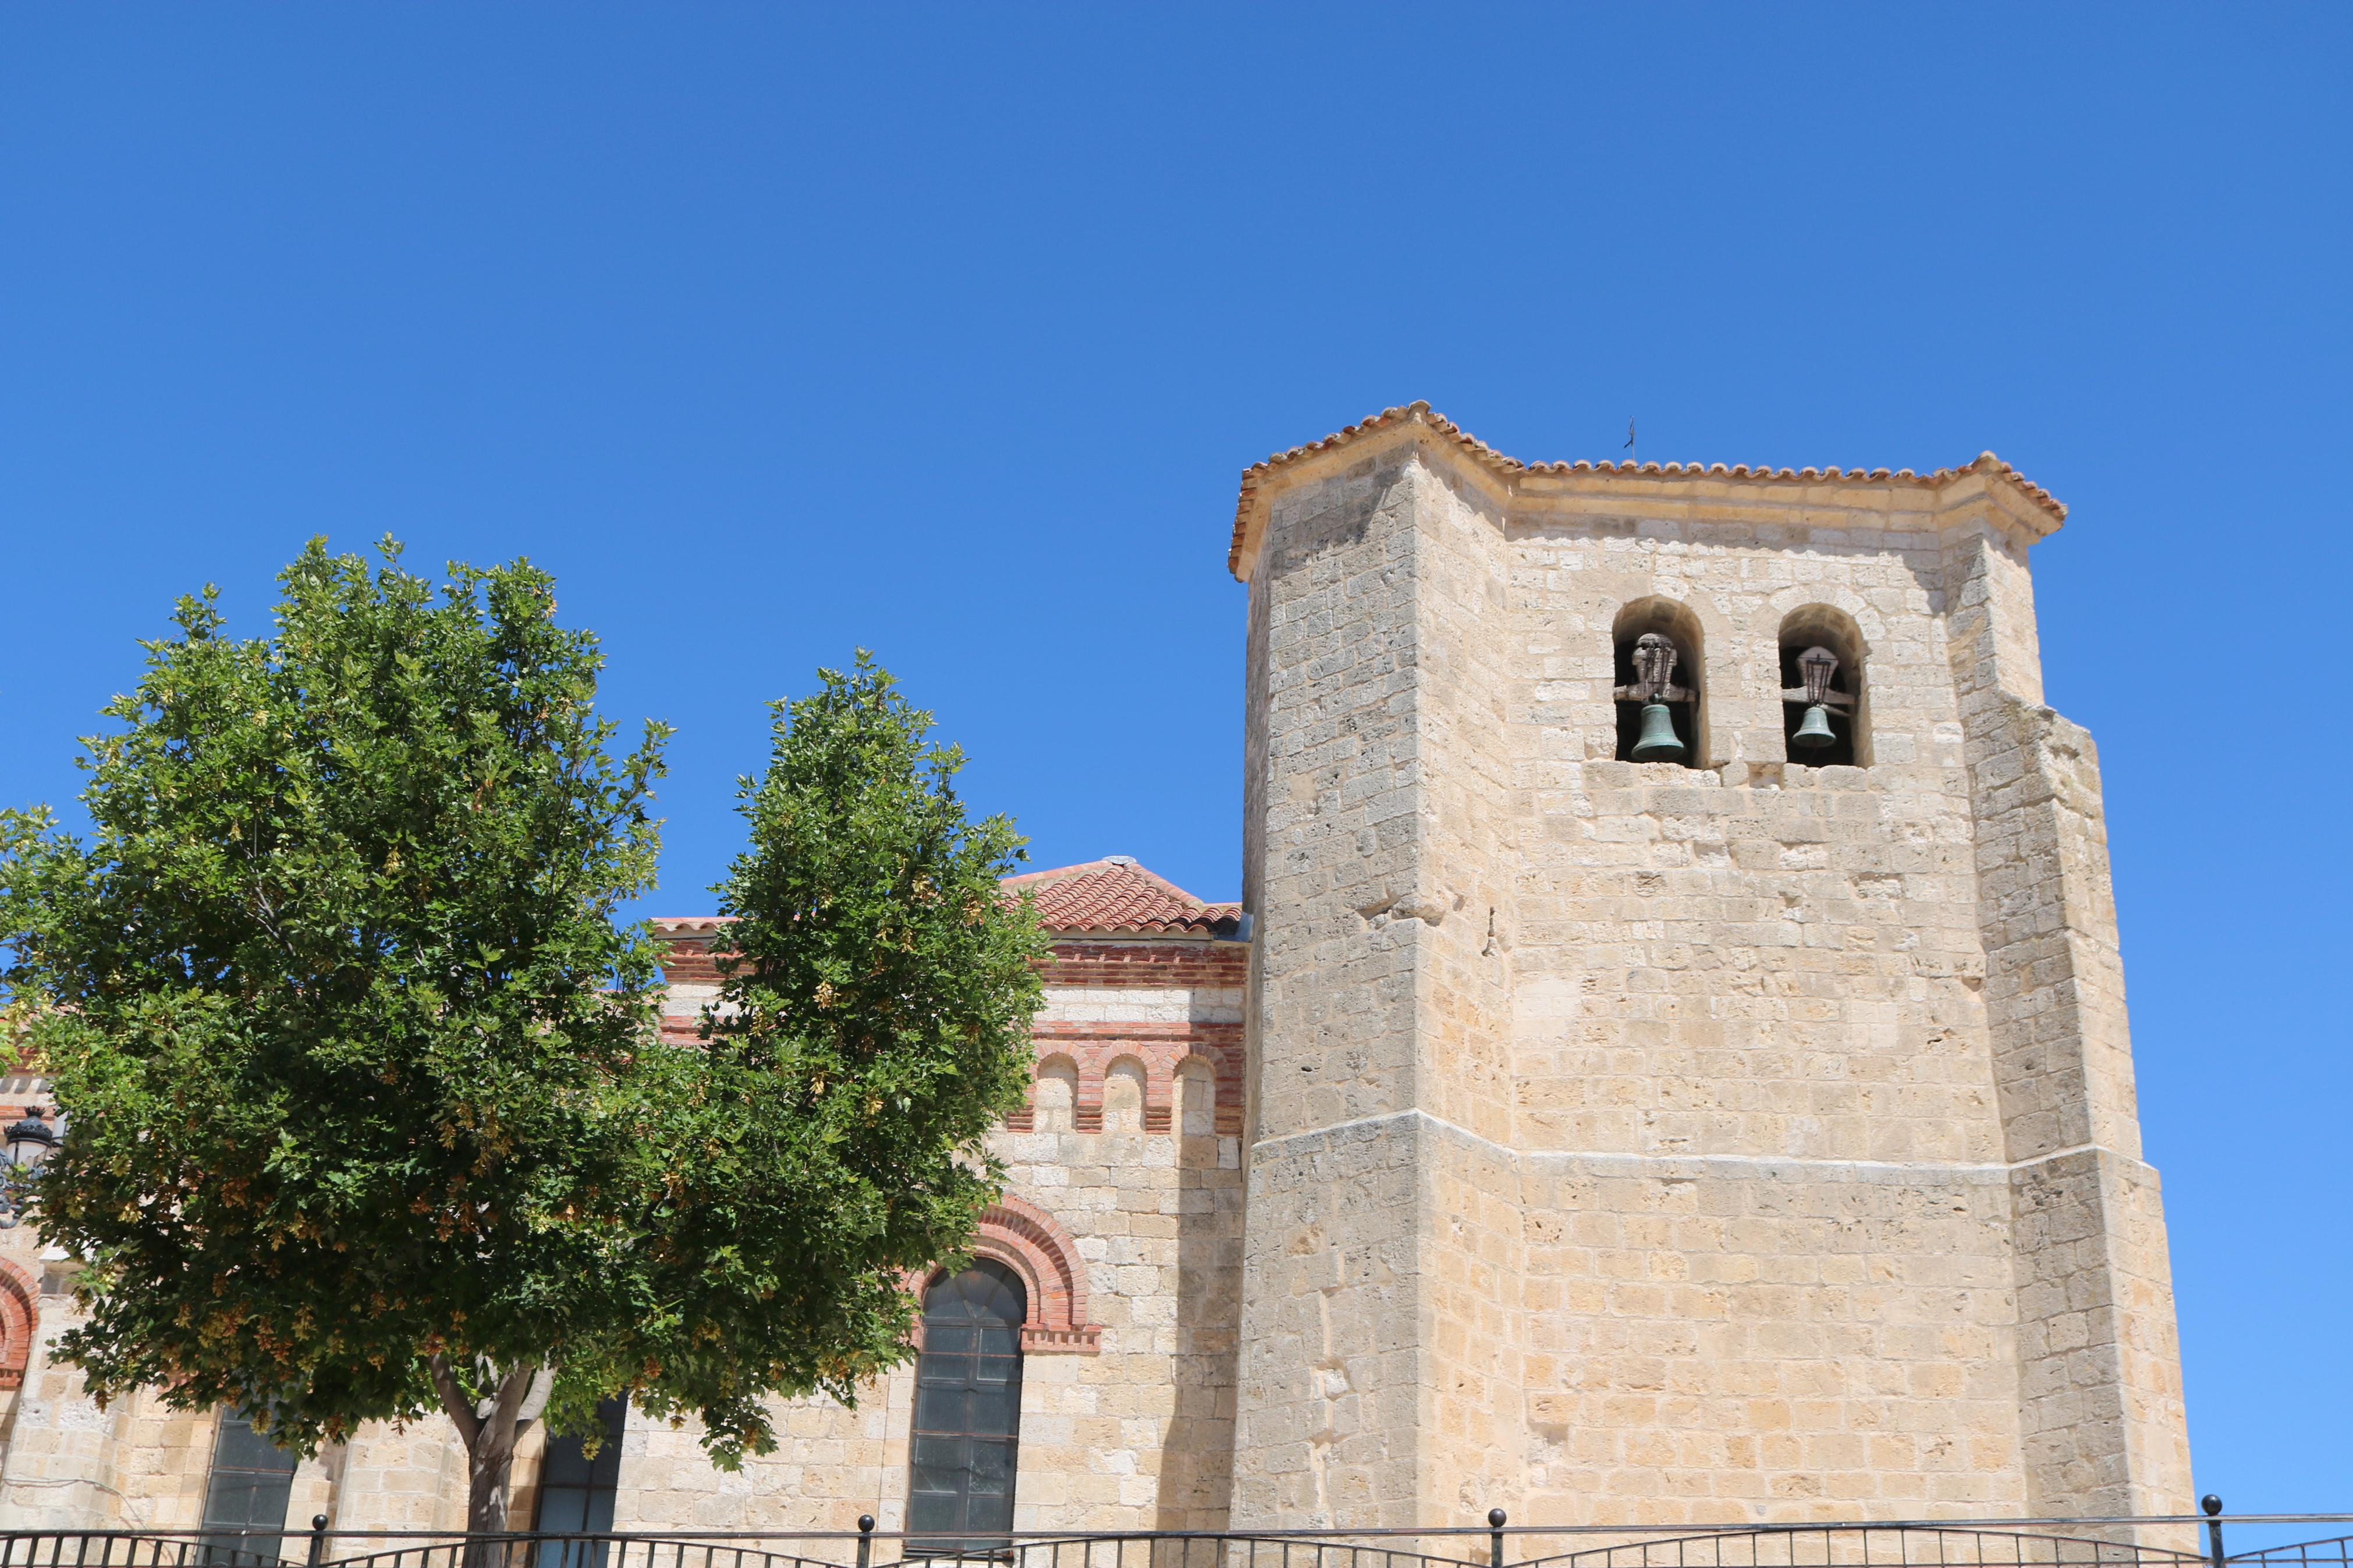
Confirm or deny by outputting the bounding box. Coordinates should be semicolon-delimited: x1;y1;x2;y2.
430;1354;543;1559
463;1431;519;1536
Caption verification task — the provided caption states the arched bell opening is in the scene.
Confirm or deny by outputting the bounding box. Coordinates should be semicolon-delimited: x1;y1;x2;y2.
1778;605;1868;767
1612;598;1708;767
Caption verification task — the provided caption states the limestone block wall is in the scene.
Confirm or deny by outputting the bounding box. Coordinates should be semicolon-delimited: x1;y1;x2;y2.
1231;447;1530;1529
602;932;1248;1534
1230;410;2193;1533
0;930;1247;1537
1517;1155;2024;1516
601;1113;1242;1535
0;1285;340;1534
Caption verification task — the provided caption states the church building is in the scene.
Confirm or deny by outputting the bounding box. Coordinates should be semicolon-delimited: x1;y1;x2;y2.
0;404;2195;1542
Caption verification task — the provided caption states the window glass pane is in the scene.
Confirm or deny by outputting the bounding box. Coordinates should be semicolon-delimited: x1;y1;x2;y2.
914;1383;966;1432
534;1398;627;1568
906;1260;1025;1556
967;1386;1017;1434
967;1440;1015;1496
201;1410;298;1567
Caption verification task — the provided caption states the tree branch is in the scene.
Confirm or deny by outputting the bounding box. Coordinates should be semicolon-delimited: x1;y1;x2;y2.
427;1352;480;1449
484;1359;538;1459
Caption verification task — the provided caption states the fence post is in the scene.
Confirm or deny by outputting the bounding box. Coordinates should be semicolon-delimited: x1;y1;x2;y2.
309;1516;331;1568
2202;1496;2226;1568
858;1516;875;1568
1488;1510;1507;1568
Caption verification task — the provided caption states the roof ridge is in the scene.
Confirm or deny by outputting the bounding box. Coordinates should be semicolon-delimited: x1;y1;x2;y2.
662;861;1241;941
1227;402;2065;577
1000;858;1121;888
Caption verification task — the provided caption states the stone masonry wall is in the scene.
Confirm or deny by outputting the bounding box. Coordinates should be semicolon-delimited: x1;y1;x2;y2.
0;937;1248;1538
1231;424;2193;1533
603;934;1248;1535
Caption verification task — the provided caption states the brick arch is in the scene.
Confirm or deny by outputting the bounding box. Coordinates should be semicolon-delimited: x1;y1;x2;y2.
963;1196;1098;1355
1016;1039;1245;1137
1004;1053;1079;1133
0;1254;37;1390
1095;1053;1149;1133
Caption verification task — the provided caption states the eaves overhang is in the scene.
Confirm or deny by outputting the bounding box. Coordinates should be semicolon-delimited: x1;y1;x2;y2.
1227;401;2068;581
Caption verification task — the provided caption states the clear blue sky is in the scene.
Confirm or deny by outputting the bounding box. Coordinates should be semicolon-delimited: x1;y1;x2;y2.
2;5;2346;1528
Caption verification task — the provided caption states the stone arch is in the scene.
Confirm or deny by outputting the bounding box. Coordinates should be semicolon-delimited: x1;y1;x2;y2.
1751;581;1889;650
0;1254;37;1390
968;1196;1099;1354
1611;595;1712;767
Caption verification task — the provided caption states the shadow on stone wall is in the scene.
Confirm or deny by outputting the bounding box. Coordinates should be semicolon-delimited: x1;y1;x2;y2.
1154;1126;1239;1530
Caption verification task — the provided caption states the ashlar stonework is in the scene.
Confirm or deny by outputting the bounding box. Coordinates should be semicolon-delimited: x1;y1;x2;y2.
1228;404;2189;1534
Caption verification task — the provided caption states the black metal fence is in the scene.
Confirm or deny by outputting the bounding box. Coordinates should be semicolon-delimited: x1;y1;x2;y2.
2;1516;2348;1568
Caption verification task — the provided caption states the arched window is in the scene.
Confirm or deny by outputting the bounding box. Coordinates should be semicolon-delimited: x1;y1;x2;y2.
0;1256;36;1393
1777;606;1866;766
533;1397;627;1568
908;1260;1025;1553
200;1409;297;1566
1612;598;1706;767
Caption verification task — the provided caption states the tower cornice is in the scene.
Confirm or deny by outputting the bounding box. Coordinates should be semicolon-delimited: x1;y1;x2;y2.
1227;400;2066;581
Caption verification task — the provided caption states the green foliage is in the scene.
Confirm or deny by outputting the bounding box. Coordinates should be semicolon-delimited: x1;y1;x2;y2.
0;558;1041;1487
0;539;672;1457
623;652;1045;1463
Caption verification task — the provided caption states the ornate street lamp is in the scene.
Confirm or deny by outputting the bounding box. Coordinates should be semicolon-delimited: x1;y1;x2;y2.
0;1105;61;1229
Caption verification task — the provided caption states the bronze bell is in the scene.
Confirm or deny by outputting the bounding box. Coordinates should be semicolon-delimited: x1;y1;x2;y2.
1631;702;1685;762
1791;702;1837;751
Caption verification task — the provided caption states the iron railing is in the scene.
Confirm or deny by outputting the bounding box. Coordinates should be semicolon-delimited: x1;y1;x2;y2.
2;1515;2348;1568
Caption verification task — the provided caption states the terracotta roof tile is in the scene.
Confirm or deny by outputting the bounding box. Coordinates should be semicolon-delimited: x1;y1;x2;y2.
1002;858;1243;937
651;859;1242;945
1228;401;2066;577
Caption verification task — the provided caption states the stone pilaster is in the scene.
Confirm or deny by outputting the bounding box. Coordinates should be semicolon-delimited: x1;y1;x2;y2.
1943;509;2194;1524
1233;440;1524;1528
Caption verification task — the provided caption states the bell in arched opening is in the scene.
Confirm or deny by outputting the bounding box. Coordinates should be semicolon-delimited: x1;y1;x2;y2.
1781;643;1858;765
1614;630;1697;764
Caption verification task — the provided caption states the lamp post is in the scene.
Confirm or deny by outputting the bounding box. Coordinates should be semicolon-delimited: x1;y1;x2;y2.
0;1104;60;1229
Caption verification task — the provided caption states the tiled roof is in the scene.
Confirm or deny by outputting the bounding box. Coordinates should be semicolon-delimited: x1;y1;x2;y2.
1002;858;1243;937
1229;401;2067;577
650;859;1242;945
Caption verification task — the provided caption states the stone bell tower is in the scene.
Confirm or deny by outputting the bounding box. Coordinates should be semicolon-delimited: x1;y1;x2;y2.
1226;404;2192;1530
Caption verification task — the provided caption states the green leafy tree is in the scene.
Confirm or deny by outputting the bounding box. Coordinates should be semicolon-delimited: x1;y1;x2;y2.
0;539;672;1532
647;652;1046;1457
0;547;1043;1534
